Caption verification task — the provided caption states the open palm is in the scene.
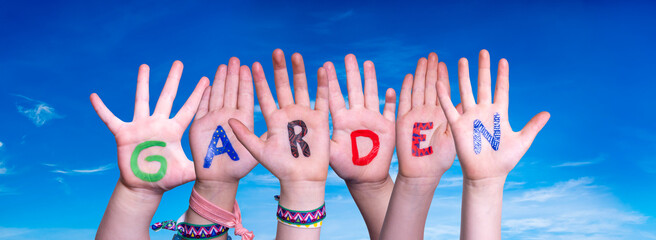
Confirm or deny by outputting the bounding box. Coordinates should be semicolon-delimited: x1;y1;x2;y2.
436;50;550;180
90;61;208;193
396;53;457;179
324;55;396;184
189;57;257;183
230;49;330;183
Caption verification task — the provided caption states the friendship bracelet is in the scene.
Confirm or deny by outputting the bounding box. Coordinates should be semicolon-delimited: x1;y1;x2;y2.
189;188;254;240
275;196;326;228
177;222;228;239
151;220;228;239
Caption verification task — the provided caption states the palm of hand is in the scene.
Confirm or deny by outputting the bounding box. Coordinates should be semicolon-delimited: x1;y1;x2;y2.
331;108;395;183
190;109;255;182
90;61;208;194
260;105;330;182
396;105;455;179
395;54;456;180
436;50;550;181
189;60;257;183
115;117;194;192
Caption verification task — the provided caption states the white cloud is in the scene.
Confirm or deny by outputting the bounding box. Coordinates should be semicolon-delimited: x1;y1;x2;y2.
504;181;526;190
50;163;114;175
552;154;605;168
0;141;3;148
511;177;594;203
13;94;63;126
0;160;7;175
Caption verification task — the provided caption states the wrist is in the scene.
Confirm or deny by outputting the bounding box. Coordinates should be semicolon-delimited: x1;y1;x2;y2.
279;180;326;210
116;178;163;202
463;176;506;191
395;175;440;195
345;174;394;194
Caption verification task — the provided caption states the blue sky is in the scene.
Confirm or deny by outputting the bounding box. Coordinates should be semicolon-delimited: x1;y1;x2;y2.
1;0;655;239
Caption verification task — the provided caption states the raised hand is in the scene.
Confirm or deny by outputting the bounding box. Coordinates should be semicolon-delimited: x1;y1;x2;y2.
91;61;207;193
381;53;456;240
326;54;396;184
229;49;329;239
436;50;550;181
396;53;456;181
435;50;550;240
93;61;208;240
189;57;257;184
324;55;396;239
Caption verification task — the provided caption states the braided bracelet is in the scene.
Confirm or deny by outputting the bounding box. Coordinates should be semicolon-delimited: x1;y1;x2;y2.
276;202;326;228
151;220;228;240
176;222;228;239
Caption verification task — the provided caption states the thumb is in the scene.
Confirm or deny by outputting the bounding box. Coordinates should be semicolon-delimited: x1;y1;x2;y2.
520;111;551;148
229;118;266;163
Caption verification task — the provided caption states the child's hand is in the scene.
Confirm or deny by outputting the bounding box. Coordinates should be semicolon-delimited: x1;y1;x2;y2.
436;50;550;181
230;49;330;208
90;61;208;194
324;54;396;185
189;57;257;185
396;53;456;181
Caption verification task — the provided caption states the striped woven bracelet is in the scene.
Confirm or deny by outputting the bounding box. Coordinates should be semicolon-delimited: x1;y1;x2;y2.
276;202;326;228
151;220;228;240
176;222;228;239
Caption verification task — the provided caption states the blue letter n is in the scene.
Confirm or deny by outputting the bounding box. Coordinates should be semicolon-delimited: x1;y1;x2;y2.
473;113;501;155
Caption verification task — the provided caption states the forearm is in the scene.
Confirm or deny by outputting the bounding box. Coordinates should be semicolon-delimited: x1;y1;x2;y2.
97;180;162;240
276;180;326;240
460;176;506;240
380;175;439;240
346;175;394;240
184;180;239;240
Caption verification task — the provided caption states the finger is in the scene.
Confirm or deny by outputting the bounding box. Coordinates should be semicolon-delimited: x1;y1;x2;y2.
209;64;227;110
223;57;240;108
436;62;451;107
252;62;277;117
173;76;210;127
494;58;509;110
196;86;211;120
458;58;476;111
520;111;551;148
398;73;413;116
90;93;124;133
273;49;294;108
133;64;150;120
412;58;427;107
425;53;438;106
238;65;254;114
315;67;329;112
291;53;310;107
455;103;464;115
436;81;460;123
382;88;396;122
477;49;492;105
324;61;346;114
345;54;364;109
363;60;379;111
153;61;183;117
229;118;266;163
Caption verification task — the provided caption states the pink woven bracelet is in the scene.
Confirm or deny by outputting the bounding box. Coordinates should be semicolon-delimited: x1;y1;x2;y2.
189;188;254;240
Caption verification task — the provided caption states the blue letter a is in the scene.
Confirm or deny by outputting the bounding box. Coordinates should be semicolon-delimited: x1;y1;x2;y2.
203;125;240;168
473;113;501;154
